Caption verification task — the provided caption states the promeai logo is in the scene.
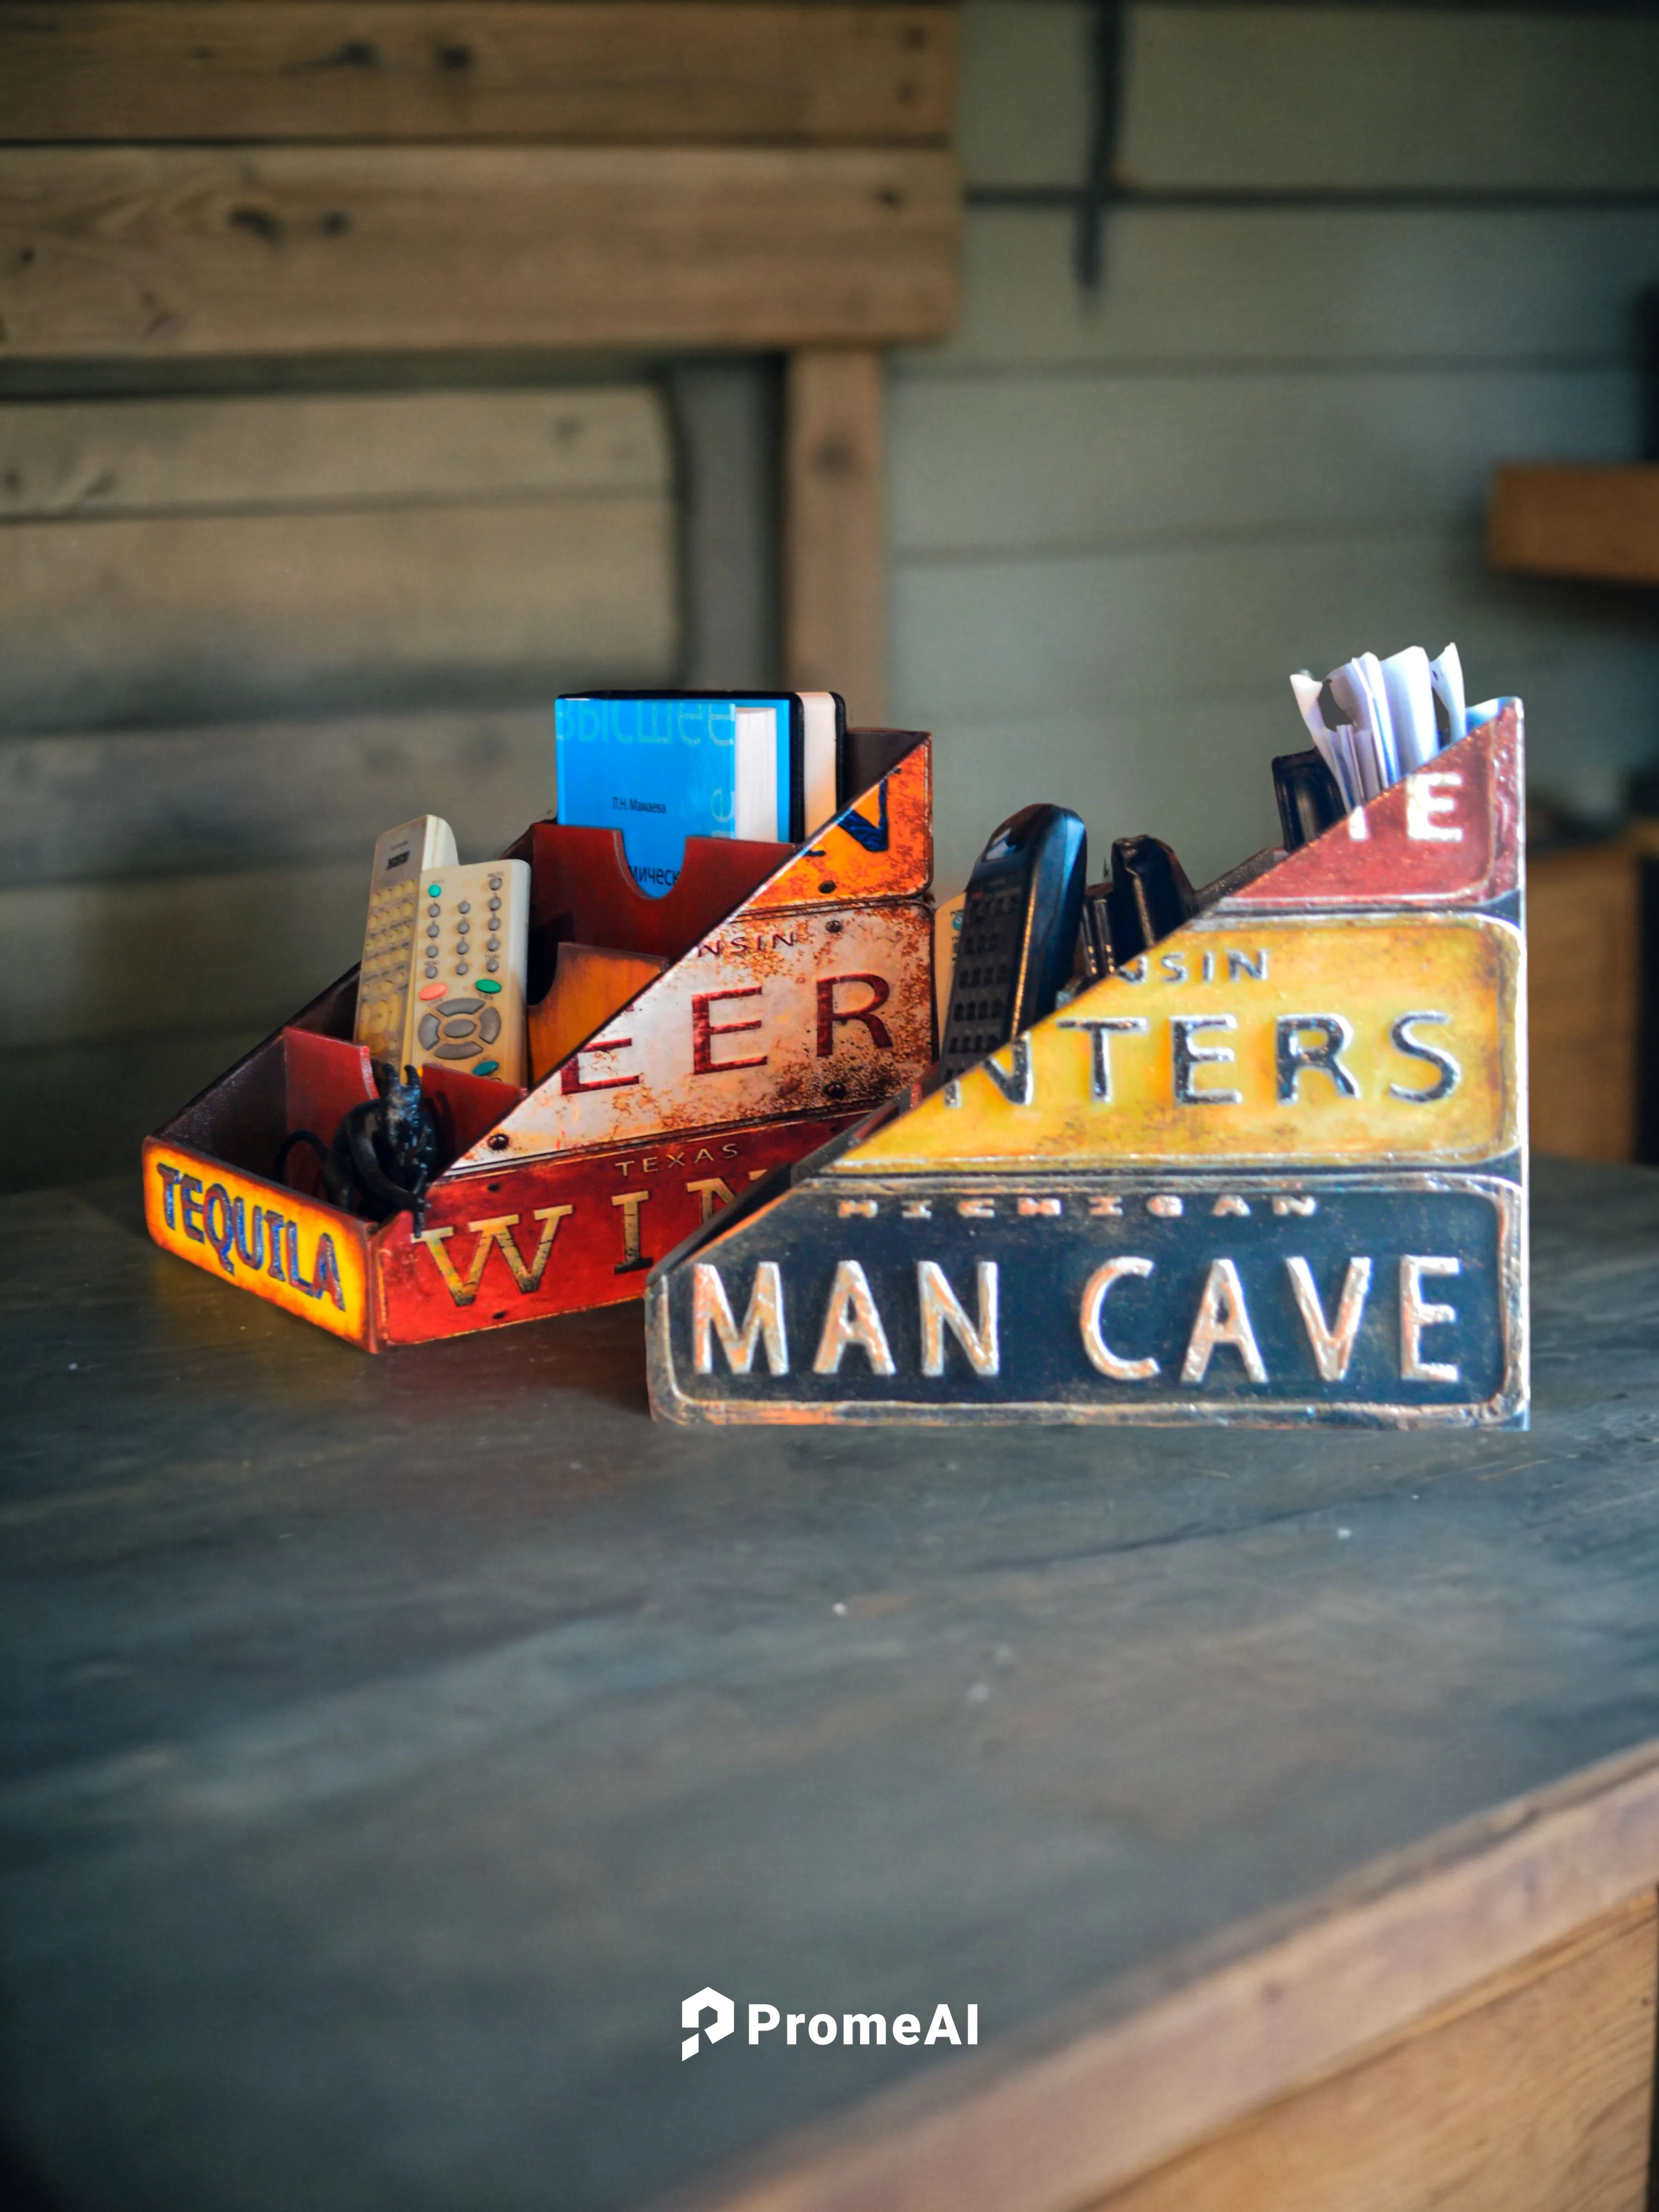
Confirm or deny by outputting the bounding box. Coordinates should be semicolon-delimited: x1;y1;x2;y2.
682;1987;736;2061
680;1991;977;2060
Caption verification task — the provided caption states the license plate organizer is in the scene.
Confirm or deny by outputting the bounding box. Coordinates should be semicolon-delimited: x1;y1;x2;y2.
648;706;1527;1427
145;731;936;1349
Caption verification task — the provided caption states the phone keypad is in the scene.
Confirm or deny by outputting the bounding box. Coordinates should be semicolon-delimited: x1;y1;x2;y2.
357;880;420;1059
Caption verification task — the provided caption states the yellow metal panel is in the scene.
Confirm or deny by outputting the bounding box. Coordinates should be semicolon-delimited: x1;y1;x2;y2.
844;915;1521;1171
143;1140;374;1345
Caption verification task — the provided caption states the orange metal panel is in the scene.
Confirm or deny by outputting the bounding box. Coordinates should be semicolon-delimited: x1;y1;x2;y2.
142;1137;376;1346
748;736;931;911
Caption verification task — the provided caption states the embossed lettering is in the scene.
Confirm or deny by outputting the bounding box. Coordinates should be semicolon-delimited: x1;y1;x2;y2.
1401;1256;1461;1382
692;987;768;1075
1171;1016;1242;1106
1285;1256;1372;1381
917;1261;1000;1377
1276;1014;1360;1103
1057;1015;1148;1102
1079;1256;1159;1381
693;1261;788;1375
813;1260;896;1375
1182;1259;1267;1383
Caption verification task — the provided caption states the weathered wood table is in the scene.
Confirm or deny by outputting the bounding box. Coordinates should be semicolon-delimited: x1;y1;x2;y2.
6;1159;1659;2212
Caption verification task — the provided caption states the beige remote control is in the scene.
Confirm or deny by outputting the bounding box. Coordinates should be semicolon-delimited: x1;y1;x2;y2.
354;815;458;1068
408;859;531;1085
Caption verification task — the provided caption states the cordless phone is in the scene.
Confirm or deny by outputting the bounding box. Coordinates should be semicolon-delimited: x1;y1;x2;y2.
1273;749;1346;852
354;815;458;1069
407;859;531;1085
1099;834;1196;967
939;805;1087;1079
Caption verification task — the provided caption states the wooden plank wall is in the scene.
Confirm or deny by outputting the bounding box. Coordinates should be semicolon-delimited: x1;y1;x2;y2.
890;1;1659;898
0;1;962;1190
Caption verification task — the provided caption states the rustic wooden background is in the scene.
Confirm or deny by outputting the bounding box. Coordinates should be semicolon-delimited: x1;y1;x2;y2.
0;0;961;1186
3;2;1658;1183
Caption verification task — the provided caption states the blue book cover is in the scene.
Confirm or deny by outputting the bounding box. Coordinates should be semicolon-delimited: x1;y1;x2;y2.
555;695;793;895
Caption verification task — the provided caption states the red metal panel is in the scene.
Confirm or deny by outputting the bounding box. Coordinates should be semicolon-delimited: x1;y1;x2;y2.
146;733;936;1348
375;1112;858;1342
1229;707;1520;911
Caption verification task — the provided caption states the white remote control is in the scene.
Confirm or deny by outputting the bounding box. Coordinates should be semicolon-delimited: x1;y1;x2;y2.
408;858;531;1085
354;815;458;1068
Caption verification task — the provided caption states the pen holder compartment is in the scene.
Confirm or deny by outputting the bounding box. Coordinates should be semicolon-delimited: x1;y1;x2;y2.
144;732;937;1349
647;707;1528;1429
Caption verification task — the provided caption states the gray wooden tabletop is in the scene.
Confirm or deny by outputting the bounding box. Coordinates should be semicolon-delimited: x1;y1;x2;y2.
5;1157;1659;2212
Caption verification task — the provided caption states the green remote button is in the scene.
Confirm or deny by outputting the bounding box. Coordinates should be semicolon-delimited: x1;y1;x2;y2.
427;882;441;895
476;978;502;994
474;1060;500;1077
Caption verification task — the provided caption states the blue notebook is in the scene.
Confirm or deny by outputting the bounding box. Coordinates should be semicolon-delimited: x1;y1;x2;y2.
555;692;843;895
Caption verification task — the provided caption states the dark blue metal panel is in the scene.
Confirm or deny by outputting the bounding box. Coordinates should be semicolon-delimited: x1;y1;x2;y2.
648;1173;1523;1426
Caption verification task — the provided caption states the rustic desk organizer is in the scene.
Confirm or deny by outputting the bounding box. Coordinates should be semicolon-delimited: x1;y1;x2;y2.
144;731;935;1349
648;706;1527;1427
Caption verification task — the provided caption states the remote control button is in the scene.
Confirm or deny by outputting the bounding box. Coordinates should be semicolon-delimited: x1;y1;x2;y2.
456;961;469;975
477;1007;501;1044
419;981;446;1000
428;902;441;917
432;1041;481;1059
424;966;439;981
426;923;439;939
486;935;499;952
428;882;441;896
486;959;500;973
440;1014;477;1041
439;999;483;1016
488;874;502;889
418;1012;441;1048
474;1060;501;1077
456;919;470;935
488;895;501;911
458;900;470;913
478;977;502;992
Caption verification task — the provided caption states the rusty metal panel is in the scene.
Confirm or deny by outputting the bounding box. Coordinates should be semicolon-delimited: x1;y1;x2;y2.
143;1136;377;1347
846;913;1521;1173
1230;704;1521;913
649;709;1528;1428
145;733;936;1348
375;1111;859;1342
646;1171;1525;1427
747;736;932;911
458;897;933;1170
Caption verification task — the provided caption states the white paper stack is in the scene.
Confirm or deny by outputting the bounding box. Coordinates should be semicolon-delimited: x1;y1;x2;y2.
1290;640;1470;814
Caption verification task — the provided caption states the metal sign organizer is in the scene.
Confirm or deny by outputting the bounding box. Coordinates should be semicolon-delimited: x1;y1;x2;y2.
143;731;937;1350
648;704;1527;1427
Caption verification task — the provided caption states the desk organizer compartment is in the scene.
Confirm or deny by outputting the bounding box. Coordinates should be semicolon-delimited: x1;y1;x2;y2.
648;706;1527;1427
145;731;936;1350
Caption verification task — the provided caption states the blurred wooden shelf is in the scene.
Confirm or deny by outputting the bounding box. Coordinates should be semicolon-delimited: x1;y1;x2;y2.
1490;465;1659;588
1528;836;1641;1163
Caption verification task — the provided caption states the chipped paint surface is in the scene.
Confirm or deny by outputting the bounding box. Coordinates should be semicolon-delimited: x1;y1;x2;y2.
749;740;931;911
844;914;1521;1172
376;1113;858;1341
650;710;1528;1428
646;1171;1525;1426
458;899;934;1169
1231;705;1520;910
146;736;937;1346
